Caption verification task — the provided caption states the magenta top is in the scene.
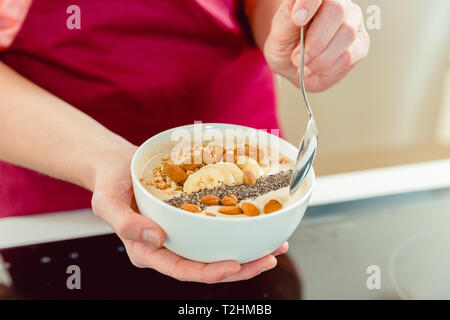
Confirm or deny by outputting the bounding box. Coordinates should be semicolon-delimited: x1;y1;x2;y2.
0;0;278;218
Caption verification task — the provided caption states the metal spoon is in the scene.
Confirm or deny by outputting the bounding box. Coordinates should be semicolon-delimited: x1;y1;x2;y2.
289;26;318;195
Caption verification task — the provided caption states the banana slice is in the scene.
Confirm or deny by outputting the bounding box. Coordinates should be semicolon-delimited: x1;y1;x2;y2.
236;156;263;179
204;162;243;186
183;167;225;193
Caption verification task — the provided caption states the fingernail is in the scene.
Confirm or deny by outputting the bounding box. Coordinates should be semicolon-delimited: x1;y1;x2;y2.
304;66;312;77
142;229;160;247
294;53;300;66
304;54;310;65
294;9;308;25
296;53;310;65
259;258;277;274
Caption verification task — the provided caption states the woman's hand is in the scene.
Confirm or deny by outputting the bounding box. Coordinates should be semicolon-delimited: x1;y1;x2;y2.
91;145;287;283
263;0;370;92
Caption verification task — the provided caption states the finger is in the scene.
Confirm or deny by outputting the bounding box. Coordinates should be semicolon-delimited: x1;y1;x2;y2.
269;0;301;45
304;0;348;63
128;242;241;283
287;66;305;88
289;27;368;92
128;240;279;283
288;59;352;91
298;23;369;91
303;61;357;92
92;191;165;247
291;0;322;26
319;27;369;77
272;241;289;256
305;3;362;74
289;62;313;79
220;255;278;283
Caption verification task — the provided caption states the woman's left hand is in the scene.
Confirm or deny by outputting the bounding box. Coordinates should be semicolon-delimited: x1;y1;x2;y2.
264;0;370;92
91;144;288;283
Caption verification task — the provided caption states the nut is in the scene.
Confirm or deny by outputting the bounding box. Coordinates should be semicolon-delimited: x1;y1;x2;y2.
204;212;216;217
222;148;237;164
279;157;289;164
202;145;224;164
245;145;265;162
200;194;220;206
163;163;188;183
218;206;243;215
264;200;282;213
180;203;201;213
221;194;238;206
243;170;256;185
155;181;167;189
234;144;266;163
241;202;259;217
181;163;201;171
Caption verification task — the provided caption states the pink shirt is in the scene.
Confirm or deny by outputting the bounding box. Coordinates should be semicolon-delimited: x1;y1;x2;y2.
0;0;278;218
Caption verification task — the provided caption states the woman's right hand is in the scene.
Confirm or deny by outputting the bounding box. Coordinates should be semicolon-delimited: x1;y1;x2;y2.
91;144;287;283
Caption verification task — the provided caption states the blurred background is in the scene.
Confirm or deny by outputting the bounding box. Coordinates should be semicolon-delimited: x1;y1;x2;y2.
277;0;450;175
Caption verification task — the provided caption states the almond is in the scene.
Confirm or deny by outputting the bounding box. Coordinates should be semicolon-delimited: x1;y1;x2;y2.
243;170;256;185
219;206;243;215
279;157;289;164
234;144;265;163
221;194;238;206
200;194;220;206
163;163;187;183
180;203;201;213
241;202;259;217
204;212;216;217
264;200;282;214
181;163;201;171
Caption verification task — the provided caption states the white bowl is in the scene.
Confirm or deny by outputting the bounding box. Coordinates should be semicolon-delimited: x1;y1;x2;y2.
131;123;314;263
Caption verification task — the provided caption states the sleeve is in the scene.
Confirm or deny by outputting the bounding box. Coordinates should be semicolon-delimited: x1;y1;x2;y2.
0;0;32;51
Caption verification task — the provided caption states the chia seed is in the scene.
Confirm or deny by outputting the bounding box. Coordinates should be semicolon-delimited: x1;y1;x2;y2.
165;170;292;209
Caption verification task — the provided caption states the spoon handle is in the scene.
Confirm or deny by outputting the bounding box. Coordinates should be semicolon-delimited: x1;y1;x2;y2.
299;26;313;118
289;27;319;195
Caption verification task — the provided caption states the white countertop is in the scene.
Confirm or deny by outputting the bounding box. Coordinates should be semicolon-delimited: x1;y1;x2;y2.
1;159;450;249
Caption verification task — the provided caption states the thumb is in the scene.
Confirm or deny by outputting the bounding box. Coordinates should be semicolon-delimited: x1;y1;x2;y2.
92;191;166;247
270;0;321;41
291;0;322;26
114;208;166;247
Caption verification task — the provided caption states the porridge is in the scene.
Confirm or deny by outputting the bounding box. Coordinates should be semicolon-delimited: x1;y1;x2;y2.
139;139;308;218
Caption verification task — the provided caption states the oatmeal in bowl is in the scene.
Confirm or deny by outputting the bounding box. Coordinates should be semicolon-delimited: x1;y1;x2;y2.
131;123;314;263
